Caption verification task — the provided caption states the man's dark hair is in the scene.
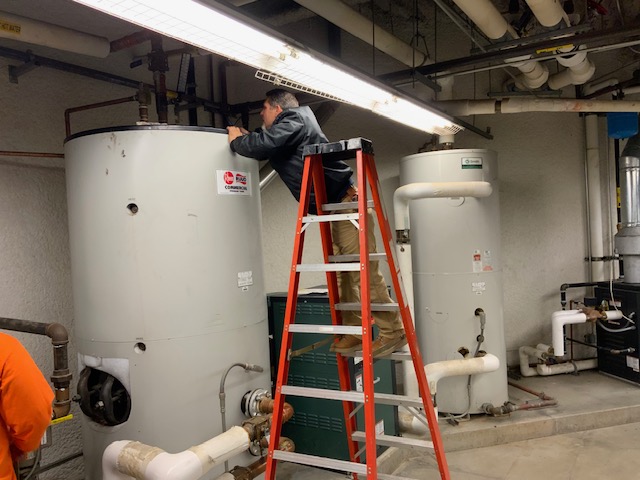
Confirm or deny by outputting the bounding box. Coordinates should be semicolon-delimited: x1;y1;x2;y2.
266;89;299;109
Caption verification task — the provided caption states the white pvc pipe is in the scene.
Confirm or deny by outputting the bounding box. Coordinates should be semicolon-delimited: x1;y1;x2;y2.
400;354;500;433
548;47;596;89
393;182;493;231
525;0;569;27
102;426;251;480
583;78;619;97
425;354;500;396
450;0;516;39
586;114;606;282
551;309;586;357
0;11;110;58
291;0;427;68
519;345;545;377
434;98;640;116
537;358;597;375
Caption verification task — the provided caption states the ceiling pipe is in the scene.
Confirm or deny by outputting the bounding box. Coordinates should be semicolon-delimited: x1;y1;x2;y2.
291;0;428;68
524;0;570;28
0;10;110;57
433;98;640;115
547;45;596;89
449;0;549;90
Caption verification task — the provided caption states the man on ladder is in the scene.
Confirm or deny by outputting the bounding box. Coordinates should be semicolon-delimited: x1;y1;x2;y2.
227;88;407;356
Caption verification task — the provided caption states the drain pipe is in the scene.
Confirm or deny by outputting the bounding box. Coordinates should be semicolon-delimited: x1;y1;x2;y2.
585;114;606;281
524;0;570;28
394;181;492;397
0;317;71;418
548;46;596;90
0;10;110;57
519;343;598;376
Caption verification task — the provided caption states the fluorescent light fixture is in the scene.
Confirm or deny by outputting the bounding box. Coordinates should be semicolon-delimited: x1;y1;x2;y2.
72;0;462;135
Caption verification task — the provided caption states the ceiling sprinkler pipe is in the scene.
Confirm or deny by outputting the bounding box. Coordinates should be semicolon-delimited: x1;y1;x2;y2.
0;10;110;57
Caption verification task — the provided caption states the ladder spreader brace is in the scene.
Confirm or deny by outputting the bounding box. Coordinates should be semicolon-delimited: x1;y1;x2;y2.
265;137;450;480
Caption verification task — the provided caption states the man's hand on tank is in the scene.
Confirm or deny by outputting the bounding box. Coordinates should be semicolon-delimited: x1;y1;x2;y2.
227;126;245;143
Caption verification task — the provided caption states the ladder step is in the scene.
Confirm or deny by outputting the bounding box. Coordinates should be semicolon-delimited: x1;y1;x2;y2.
302;213;359;223
351;431;434;451
340;350;413;361
322;200;374;212
329;253;387;262
280;385;424;408
336;302;399;311
272;450;366;475
296;263;361;272
288;324;362;335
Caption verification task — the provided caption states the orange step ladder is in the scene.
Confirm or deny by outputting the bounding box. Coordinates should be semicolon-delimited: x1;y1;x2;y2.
265;137;450;480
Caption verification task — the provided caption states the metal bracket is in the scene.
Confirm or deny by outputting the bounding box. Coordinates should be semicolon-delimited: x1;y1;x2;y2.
8;51;38;84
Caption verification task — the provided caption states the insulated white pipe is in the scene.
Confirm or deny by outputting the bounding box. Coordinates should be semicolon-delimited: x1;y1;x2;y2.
393;182;493;231
451;0;552;90
450;0;517;39
433;98;640;116
551;309;586;357
586;114;606;281
425;354;500;396
102;426;251;480
291;0;428;68
0;11;110;57
400;354;500;433
524;0;570;27
519;345;546;377
537;358;597;375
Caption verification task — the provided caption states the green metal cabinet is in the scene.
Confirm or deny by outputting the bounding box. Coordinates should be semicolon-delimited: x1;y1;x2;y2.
267;292;399;461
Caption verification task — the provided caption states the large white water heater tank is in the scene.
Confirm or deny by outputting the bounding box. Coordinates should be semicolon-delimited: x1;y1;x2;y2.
400;149;508;414
65;126;270;479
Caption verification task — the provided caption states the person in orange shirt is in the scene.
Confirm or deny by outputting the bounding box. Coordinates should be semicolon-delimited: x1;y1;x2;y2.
0;333;54;480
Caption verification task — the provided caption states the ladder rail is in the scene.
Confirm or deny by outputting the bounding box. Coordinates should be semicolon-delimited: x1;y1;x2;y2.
310;152;362;467
265;153;317;479
357;149;378;479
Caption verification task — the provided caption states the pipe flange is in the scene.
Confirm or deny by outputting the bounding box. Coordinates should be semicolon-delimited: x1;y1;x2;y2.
241;388;271;418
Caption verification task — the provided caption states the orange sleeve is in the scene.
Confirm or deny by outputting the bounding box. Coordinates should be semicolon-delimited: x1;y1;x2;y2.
0;334;54;456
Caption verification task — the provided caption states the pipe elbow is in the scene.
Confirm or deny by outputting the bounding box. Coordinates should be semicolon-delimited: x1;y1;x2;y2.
45;322;69;345
424;353;500;394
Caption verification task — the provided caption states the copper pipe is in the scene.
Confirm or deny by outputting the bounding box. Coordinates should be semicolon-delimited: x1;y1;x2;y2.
65;95;138;137
231;437;294;480
0;151;64;159
508;381;555;401
0;317;71;418
258;397;294;423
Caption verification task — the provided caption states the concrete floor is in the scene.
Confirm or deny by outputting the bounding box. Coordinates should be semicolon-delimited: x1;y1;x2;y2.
274;370;640;479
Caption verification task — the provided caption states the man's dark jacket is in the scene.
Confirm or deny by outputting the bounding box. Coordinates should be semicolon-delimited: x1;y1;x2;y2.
230;106;353;212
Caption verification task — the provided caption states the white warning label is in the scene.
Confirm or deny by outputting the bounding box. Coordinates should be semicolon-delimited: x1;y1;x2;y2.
237;271;253;288
472;282;486;295
217;170;252;196
627;356;639;372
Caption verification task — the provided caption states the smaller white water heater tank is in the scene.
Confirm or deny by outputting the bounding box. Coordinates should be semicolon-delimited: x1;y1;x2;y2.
400;149;508;414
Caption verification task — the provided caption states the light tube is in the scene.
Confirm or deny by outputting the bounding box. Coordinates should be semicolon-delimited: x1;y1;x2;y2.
72;0;462;135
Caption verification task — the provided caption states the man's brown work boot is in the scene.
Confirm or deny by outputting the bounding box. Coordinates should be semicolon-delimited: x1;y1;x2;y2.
330;335;362;353
371;334;407;358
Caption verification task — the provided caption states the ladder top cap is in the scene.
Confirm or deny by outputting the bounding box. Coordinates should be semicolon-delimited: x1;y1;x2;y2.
303;137;374;160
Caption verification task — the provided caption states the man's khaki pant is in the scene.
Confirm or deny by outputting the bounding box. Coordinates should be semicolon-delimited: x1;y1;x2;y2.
331;208;404;339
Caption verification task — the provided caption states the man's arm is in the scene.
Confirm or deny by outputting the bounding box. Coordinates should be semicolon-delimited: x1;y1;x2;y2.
228;111;305;160
0;336;53;457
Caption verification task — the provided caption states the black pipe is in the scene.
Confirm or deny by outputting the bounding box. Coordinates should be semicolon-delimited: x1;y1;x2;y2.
0;317;71;418
560;282;600;309
567;336;636;355
32;451;83;476
379;24;640;81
